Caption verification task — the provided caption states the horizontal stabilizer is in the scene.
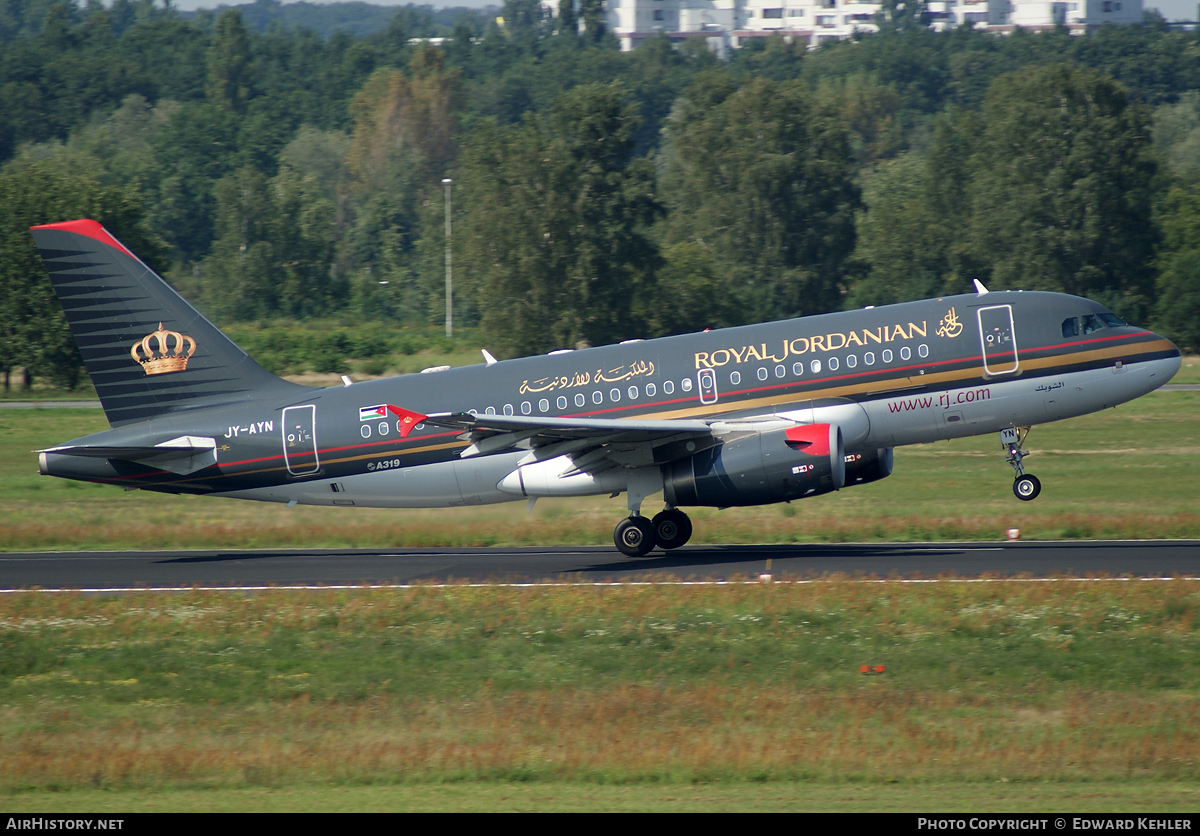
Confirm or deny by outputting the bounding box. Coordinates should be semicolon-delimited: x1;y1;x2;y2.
40;436;218;476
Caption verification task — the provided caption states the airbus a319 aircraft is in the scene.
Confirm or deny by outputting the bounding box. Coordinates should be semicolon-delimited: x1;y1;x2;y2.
31;220;1181;556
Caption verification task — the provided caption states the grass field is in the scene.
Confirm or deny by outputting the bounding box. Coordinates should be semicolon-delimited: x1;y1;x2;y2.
1;581;1198;810
3;781;1199;812
1;388;1197;551
2;374;1197;810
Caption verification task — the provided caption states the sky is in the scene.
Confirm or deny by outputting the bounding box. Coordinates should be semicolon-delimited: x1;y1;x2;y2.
166;0;1197;21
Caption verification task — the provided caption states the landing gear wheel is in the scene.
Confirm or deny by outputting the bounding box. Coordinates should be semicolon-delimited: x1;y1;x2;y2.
1013;474;1041;501
1001;427;1041;501
614;515;657;557
651;509;693;550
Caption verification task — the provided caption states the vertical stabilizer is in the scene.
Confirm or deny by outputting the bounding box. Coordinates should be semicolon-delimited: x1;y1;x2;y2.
30;219;308;426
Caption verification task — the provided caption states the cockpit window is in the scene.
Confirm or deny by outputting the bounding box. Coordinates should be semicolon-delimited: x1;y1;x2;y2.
1064;311;1126;340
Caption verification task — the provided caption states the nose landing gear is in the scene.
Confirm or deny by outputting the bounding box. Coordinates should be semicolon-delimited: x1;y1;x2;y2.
1001;426;1041;501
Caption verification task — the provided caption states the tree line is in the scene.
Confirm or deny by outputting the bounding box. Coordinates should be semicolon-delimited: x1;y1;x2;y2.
3;0;1200;390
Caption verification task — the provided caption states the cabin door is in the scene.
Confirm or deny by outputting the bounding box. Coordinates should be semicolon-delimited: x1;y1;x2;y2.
976;305;1019;377
282;404;320;476
698;368;718;404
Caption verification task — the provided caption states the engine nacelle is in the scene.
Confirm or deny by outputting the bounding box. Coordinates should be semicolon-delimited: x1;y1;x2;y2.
844;447;894;486
663;424;845;507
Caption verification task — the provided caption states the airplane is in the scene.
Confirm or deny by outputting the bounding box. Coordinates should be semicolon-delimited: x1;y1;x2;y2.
30;219;1182;556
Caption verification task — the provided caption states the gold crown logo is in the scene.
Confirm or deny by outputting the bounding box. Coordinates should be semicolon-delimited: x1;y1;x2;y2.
130;323;196;376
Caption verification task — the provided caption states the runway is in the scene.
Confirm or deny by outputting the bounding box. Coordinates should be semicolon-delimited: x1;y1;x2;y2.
2;540;1199;590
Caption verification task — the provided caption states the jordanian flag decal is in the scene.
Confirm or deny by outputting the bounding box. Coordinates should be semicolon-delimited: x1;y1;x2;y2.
357;404;429;439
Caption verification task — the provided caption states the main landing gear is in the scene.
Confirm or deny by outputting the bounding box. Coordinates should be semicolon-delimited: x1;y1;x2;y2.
613;508;693;557
1001;426;1041;502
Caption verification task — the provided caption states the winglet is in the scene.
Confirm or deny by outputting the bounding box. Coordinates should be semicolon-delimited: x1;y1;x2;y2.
383;405;428;438
482;349;498;366
973;279;989;296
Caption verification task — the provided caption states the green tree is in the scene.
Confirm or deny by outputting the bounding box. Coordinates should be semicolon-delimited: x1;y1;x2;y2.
660;76;860;324
459;84;661;356
0;153;159;389
873;0;932;32
1152;91;1200;182
850;153;947;308
206;9;254;113
341;50;462;318
849;110;981;307
578;0;604;44
969;64;1159;323
556;0;577;38
650;241;729;335
203;165;281;321
1154;185;1200;352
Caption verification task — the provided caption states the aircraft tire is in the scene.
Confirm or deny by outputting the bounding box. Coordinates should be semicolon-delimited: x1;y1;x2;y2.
614;516;657;557
652;509;692;550
1013;474;1041;502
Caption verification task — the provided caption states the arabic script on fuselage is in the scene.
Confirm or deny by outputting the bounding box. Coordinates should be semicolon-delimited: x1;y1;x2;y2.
519;360;655;395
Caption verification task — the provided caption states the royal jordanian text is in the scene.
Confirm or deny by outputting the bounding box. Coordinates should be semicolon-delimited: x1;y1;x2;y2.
695;322;929;369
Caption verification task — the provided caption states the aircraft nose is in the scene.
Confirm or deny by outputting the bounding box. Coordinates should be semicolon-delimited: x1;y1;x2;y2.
1161;333;1182;377
1145;331;1182;387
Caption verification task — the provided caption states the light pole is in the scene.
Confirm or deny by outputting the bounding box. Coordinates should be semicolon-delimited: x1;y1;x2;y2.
442;177;453;338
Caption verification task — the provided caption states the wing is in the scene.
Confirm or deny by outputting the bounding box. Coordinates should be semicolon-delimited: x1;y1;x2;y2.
420;411;777;475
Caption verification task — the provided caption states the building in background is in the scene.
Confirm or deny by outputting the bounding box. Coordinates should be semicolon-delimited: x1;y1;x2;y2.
592;0;1146;52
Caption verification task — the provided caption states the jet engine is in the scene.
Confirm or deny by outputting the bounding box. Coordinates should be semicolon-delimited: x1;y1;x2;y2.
662;424;846;507
844;447;894;486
